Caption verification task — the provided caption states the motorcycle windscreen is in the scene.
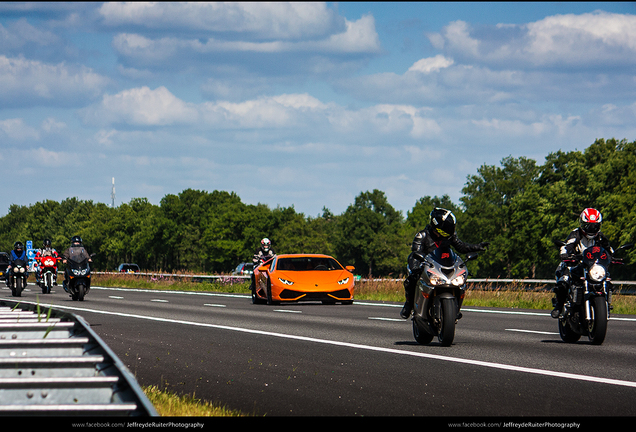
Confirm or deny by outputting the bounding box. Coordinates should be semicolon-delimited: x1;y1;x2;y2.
583;246;611;267
12;258;28;267
430;246;457;267
67;258;90;271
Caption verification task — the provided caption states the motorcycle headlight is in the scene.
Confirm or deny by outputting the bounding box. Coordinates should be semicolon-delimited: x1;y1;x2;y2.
278;278;294;286
589;264;606;282
338;277;350;285
19;267;25;273
451;273;466;286
72;269;81;276
427;271;444;286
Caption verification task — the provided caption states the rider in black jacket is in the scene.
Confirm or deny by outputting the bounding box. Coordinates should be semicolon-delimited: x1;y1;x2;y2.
400;208;488;319
552;208;614;318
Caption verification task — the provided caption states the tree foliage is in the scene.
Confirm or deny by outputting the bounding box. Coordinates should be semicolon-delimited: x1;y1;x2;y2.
1;138;635;279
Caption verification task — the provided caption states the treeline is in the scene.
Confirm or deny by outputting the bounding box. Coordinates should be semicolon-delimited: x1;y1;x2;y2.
1;138;635;280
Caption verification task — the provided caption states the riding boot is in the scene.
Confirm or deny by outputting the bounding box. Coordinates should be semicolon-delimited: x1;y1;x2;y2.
400;274;418;319
551;278;568;318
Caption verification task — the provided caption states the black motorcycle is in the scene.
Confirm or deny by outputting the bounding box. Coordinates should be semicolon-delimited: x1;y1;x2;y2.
411;246;478;346
64;255;94;301
554;241;633;345
8;258;29;297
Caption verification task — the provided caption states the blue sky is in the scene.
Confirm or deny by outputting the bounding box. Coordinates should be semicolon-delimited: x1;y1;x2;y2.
2;2;635;218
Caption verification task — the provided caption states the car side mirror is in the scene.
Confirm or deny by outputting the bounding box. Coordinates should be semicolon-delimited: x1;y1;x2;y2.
346;265;355;271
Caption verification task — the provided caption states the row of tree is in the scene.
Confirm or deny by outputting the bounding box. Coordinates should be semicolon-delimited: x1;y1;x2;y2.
1;138;635;280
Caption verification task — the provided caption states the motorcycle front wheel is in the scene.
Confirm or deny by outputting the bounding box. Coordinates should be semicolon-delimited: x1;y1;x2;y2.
558;317;581;343
438;298;456;347
14;277;23;297
412;317;434;345
43;273;52;294
71;283;86;301
588;296;608;345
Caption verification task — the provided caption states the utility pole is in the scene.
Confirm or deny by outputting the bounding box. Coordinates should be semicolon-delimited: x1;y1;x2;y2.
111;177;115;207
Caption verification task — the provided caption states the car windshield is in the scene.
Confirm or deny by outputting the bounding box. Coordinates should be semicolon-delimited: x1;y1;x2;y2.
276;257;343;271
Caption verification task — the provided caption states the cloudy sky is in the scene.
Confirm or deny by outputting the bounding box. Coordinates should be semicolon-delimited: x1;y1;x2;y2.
2;2;636;218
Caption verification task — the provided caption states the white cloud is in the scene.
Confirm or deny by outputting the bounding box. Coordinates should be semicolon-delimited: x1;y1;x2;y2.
80;86;199;126
0;55;109;106
99;2;346;40
408;55;454;73
428;11;636;68
41;117;66;133
0;118;39;140
112;14;380;58
0;19;59;50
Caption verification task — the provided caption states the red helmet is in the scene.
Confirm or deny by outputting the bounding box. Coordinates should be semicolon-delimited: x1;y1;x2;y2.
580;208;602;239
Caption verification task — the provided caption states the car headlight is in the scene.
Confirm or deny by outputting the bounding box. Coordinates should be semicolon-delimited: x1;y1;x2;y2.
338;277;350;285
451;273;466;286
589;264;606;282
278;278;294;285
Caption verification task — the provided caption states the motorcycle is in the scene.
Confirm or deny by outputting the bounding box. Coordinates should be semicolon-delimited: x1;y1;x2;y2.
8;258;29;297
553;241;633;345
411;246;478;346
63;254;94;301
35;255;61;294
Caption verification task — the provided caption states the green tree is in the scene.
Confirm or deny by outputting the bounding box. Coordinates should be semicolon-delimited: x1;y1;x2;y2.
461;156;538;277
335;190;408;277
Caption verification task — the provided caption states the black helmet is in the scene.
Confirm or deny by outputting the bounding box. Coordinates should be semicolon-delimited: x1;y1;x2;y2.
13;241;24;251
429;207;456;239
42;239;52;248
71;235;83;247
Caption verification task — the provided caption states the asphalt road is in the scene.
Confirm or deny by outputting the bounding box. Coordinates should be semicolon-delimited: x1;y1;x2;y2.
3;283;636;419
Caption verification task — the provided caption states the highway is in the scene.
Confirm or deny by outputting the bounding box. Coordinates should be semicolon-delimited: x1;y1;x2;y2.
2;283;636;418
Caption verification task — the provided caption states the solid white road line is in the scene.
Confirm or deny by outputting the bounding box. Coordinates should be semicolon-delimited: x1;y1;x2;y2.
15;299;636;390
506;328;559;335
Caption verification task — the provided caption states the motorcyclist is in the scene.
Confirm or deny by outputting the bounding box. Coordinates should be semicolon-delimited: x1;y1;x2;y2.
61;235;92;292
34;238;59;284
400;208;488;319
250;238;276;292
253;238;276;267
552;208;614;318
5;242;28;288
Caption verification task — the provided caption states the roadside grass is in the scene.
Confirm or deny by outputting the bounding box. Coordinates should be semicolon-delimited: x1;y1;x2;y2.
143;385;245;417
95;273;636;417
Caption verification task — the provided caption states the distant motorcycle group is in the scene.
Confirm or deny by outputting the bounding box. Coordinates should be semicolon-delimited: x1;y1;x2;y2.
4;236;93;301
402;207;632;347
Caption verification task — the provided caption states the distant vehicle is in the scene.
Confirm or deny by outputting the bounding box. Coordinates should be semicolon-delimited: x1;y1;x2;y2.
117;263;140;273
232;262;254;276
0;252;9;280
251;254;355;305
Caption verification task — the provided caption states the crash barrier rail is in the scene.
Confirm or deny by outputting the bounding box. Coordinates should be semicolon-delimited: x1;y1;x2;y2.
0;299;158;417
92;272;636;294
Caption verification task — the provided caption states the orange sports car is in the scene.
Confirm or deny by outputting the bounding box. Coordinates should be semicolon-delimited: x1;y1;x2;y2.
251;254;355;305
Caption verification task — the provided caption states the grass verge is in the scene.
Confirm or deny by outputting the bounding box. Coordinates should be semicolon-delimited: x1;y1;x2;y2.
143;385;245;417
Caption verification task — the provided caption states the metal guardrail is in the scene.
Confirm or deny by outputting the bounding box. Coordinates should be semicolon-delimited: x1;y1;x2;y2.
0;299;157;417
95;271;636;293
